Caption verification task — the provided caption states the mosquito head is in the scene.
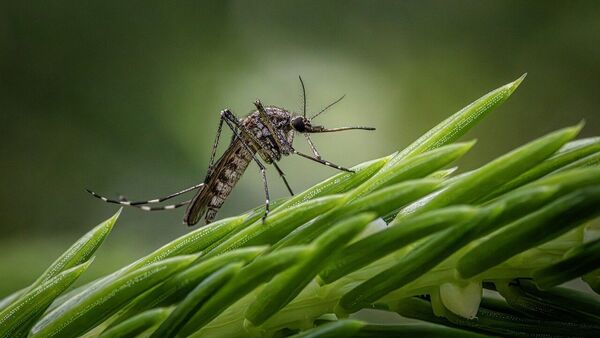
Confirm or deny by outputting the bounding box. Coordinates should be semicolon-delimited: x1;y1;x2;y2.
290;115;311;133
290;115;374;134
292;76;376;134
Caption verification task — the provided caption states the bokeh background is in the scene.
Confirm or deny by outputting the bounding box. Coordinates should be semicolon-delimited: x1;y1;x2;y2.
1;1;599;295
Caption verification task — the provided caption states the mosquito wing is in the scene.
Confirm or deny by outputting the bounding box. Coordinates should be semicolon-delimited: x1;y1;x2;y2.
183;184;211;226
184;139;252;226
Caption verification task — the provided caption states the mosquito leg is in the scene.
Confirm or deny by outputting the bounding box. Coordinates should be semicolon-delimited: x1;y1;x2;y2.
134;200;191;211
220;110;272;221
293;150;354;173
207;117;225;175
272;161;294;196
86;183;204;206
303;133;322;160
259;164;270;222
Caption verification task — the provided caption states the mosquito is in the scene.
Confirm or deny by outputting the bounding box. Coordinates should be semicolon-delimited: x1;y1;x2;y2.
87;77;375;226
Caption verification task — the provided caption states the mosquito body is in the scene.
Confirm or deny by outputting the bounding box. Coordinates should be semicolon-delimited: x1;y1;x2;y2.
87;78;375;226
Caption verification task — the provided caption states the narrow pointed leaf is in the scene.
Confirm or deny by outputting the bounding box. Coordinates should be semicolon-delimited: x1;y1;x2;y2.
484;137;600;200
275;142;473;249
533;237;600;289
178;246;310;336
151;263;242;338
114;246;266;323
205;195;344;257
338;206;502;313
554;151;600;173
388;74;525;165
396;124;582;220
458;186;600;279
50;214;249;311
31;255;196;338
0;290;26;313
99;308;171;338
319;206;478;284
246;213;376;326
287;319;364;338
35;209;119;290
0;261;91;338
351;141;475;198
274;155;389;211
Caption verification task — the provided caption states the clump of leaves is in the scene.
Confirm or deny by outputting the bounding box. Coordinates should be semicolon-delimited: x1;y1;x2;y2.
2;74;600;338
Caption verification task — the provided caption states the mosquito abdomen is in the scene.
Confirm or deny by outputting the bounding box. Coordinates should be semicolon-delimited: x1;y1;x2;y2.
207;142;254;223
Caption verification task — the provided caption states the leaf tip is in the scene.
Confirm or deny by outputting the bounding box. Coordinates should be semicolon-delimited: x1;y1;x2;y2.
463;139;478;149
454;139;477;155
114;207;123;219
564;121;585;139
508;73;527;94
80;256;95;270
99;207;122;233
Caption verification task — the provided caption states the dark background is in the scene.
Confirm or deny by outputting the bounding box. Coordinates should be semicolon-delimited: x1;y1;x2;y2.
1;1;599;295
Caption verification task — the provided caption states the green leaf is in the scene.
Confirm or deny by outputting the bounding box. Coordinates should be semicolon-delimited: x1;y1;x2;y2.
0;290;26;313
129;216;247;268
36;209;119;289
205;195;345;257
245;213;376;326
114;246;266;323
513;167;600;202
533;237;600;289
319;206;478;284
0;211;117;337
31;255;196;338
275;143;473;249
0;261;91;338
99;308;171;338
583;269;600;294
350;141;475;199
287;319;487;338
554;150;600;173
484;137;600;200
274;155;390;211
495;280;600;324
177;246;311;337
457;186;600;279
273;178;441;250
51;213;250;312
359;322;489;338
287;319;364;338
351;141;475;198
394;296;600;337
337;206;502;314
387;74;525;166
428;167;459;180
395;124;582;220
150;263;242;338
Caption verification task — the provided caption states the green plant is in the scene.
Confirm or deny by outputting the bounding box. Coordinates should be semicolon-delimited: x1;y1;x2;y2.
2;74;600;337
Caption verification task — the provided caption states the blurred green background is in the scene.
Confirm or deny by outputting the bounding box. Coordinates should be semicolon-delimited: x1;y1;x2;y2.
1;1;599;295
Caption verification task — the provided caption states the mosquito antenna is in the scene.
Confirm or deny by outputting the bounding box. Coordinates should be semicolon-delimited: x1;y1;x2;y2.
310;94;346;120
299;76;307;118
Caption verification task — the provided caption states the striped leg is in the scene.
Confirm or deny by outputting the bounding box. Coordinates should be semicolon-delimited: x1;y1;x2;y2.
293;150;354;173
272;161;294;196
86;183;204;207
207;118;224;176
220;109;272;221
133;200;191;211
303;133;322;160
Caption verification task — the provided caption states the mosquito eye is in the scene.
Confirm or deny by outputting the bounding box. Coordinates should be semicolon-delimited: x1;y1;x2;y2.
291;117;306;132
